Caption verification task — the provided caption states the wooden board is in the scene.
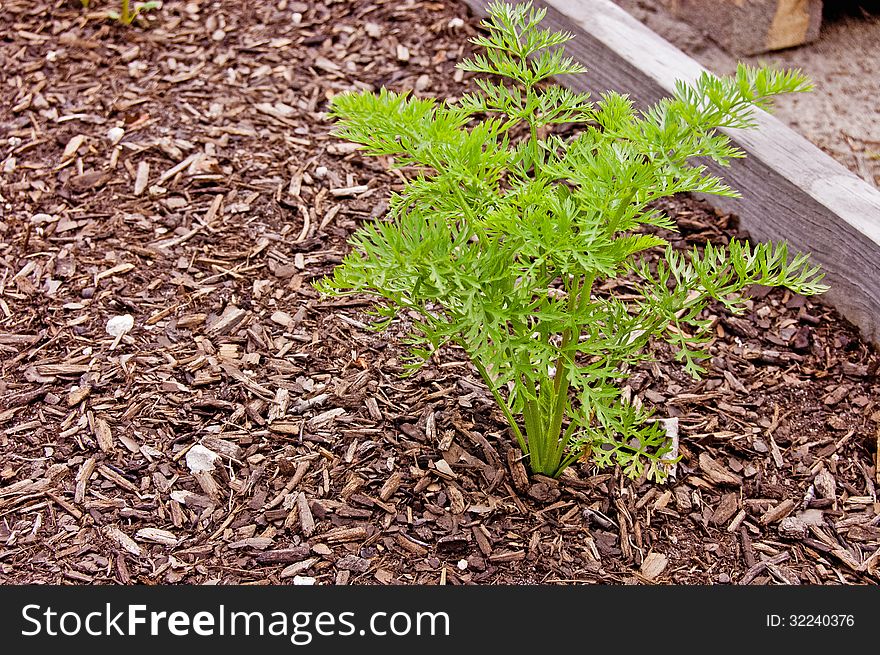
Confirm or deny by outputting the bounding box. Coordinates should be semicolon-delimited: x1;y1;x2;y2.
461;0;880;345
670;0;824;55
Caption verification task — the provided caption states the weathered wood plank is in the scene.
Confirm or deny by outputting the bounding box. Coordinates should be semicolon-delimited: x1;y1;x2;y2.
461;0;880;345
670;0;824;55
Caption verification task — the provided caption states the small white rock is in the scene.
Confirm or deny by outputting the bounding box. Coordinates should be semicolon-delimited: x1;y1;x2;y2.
127;60;147;77
448;17;465;29
186;444;221;474
293;576;316;585
314;165;328;179
106;126;125;145
105;314;134;338
457;559;468;571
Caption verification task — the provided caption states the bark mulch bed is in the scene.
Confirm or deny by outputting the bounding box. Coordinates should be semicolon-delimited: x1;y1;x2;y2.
1;0;878;585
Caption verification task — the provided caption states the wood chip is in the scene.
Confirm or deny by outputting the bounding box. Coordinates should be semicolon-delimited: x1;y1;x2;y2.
255;547;312;565
297;492;315;537
94;417;114;453
698;452;743;486
506;449;529;492
61;134;86;161
228;537;274;550
74;457;95;504
760;498;796;525
134;161;149;196
740;553;785;585
639;552;668;581
378;472;402;502
329;184;369;197
207;305;247;335
433;458;457;480
711;492;740;526
393;533;427;556
323;526;368;543
157;153;198;185
135;528;179;546
103;526;141;557
200;436;243;460
280;558;318;579
170;489;215;509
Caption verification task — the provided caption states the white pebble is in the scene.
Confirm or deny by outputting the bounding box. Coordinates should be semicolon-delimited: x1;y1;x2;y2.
106;314;134;338
314;165;328;179
448;17;465;29
106;126;125;145
365;22;381;38
293;576;316;585
185;444;221;474
128;60;147;77
457;559;468;571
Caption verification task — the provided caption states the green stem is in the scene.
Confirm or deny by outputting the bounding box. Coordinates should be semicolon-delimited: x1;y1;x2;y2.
523;393;544;472
525;83;544;174
452;184;474;223
452;184;489;248
541;277;579;460
529;120;540;166
540;273;594;476
553;420;580;470
607;188;637;234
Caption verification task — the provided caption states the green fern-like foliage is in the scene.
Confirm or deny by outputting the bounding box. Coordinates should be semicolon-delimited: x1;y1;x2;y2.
317;1;826;480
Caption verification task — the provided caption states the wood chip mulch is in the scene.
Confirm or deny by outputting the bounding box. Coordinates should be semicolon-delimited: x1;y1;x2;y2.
1;0;878;586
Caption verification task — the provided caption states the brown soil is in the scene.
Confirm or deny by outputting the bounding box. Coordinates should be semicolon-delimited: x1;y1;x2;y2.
0;0;878;586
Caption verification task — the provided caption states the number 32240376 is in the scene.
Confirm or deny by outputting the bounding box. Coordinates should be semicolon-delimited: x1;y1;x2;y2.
767;614;854;627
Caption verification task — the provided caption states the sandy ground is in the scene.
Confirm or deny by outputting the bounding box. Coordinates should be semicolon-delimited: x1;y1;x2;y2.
612;1;880;188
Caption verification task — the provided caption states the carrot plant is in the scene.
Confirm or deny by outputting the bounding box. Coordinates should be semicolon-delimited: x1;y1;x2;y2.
317;1;826;480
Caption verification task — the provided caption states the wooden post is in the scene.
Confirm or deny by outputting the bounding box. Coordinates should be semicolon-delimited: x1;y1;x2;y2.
669;0;824;55
460;0;880;345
